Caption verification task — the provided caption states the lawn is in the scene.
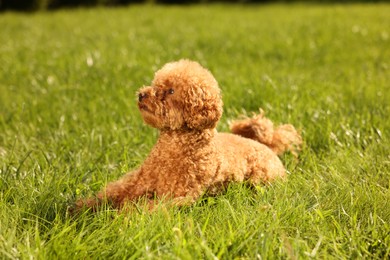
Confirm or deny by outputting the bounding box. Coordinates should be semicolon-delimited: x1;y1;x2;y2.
0;3;389;259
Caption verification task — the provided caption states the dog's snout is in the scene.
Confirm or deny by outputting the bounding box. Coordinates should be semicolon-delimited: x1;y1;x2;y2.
138;92;148;102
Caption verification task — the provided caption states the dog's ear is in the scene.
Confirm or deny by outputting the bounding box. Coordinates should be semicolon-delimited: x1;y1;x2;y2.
183;87;223;130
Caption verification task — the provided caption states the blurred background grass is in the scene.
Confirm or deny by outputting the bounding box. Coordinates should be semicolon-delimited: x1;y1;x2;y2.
0;0;387;12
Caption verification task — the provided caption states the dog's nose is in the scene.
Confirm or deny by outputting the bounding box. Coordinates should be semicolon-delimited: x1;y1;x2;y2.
138;92;148;102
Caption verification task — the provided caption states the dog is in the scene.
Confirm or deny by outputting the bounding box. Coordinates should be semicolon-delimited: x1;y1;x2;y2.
75;59;301;211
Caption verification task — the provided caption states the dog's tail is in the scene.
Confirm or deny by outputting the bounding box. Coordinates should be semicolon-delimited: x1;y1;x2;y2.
230;110;302;157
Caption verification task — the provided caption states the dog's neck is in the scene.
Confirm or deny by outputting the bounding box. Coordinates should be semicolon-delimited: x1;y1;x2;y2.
158;128;216;147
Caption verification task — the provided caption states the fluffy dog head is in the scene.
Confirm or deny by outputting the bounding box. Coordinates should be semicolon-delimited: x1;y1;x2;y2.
137;60;223;131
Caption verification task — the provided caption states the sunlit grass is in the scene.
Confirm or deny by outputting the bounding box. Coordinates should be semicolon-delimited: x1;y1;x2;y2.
0;3;389;258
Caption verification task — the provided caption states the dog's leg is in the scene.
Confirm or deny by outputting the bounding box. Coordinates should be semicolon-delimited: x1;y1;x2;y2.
72;169;145;213
248;156;286;185
170;196;197;207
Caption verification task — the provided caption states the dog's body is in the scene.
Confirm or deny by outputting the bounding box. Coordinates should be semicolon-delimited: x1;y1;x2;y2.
95;130;285;208
76;60;301;210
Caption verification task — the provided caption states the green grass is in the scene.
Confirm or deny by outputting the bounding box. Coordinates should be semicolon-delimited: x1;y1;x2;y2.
1;3;389;259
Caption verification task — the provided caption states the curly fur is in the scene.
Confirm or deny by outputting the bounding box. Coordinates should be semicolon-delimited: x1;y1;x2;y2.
74;59;302;211
230;110;302;157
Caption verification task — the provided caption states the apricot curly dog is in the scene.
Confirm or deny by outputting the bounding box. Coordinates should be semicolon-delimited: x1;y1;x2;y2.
75;59;301;211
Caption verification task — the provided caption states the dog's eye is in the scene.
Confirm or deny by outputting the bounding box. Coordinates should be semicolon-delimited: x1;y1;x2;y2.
168;88;174;95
